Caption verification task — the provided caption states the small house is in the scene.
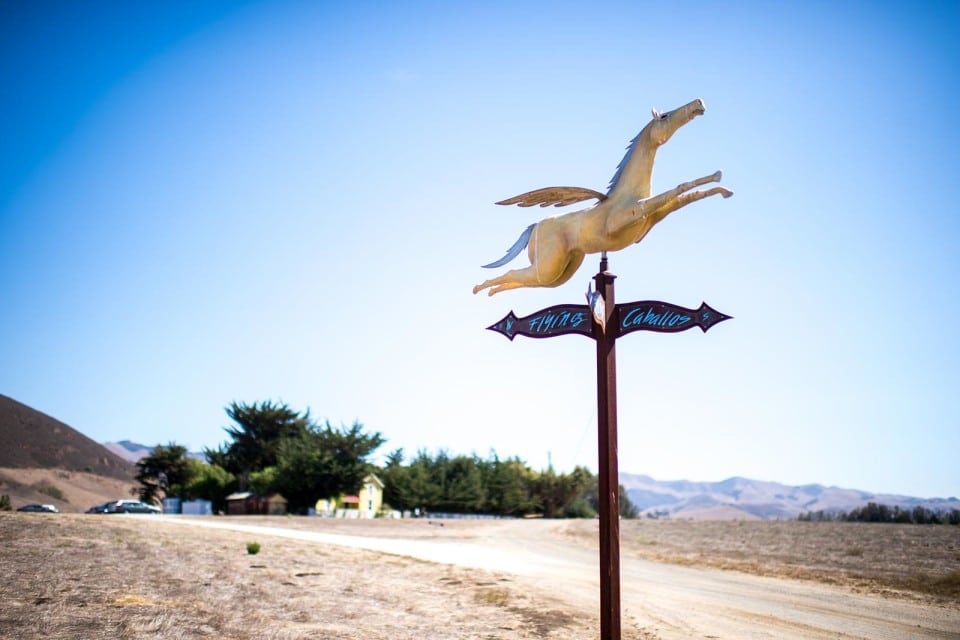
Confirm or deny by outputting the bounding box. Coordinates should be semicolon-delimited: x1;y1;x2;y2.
226;492;287;515
314;474;384;518
358;474;384;517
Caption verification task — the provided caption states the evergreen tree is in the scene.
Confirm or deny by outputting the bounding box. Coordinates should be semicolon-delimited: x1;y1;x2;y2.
272;420;384;512
134;443;192;505
206;400;310;489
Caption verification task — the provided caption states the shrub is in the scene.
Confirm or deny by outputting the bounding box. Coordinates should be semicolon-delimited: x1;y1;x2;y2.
0;495;11;511
37;484;66;502
563;498;596;519
246;542;261;555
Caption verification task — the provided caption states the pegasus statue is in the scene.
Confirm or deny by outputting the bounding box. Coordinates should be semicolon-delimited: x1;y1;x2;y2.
473;98;732;296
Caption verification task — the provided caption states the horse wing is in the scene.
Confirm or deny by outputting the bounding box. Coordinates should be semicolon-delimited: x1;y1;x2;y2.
496;186;607;208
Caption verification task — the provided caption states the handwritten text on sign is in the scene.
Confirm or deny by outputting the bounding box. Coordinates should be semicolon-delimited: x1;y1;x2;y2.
486;304;594;341
488;301;730;341
616;301;730;336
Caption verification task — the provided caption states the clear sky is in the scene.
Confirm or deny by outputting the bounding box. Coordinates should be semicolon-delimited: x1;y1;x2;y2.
2;1;958;499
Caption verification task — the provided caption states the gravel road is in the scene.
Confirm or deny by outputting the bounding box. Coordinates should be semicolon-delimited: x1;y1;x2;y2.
163;517;960;639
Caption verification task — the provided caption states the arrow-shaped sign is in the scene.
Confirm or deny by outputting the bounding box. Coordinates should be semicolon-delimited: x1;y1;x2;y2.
616;301;731;337
486;304;594;341
488;301;730;341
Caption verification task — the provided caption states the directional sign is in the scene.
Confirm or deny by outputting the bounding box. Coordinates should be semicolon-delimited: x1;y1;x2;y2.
487;304;593;341
483;259;732;640
616;301;731;337
488;301;730;341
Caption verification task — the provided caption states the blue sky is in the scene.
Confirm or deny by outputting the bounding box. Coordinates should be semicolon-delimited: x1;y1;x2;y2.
2;1;958;498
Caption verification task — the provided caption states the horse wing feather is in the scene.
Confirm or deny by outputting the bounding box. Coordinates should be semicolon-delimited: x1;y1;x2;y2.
496;186;607;208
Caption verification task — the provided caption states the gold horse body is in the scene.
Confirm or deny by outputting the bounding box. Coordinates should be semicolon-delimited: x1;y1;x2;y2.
473;98;732;296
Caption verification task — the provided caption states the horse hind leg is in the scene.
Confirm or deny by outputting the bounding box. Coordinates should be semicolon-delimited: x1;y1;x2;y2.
474;265;547;296
474;247;583;295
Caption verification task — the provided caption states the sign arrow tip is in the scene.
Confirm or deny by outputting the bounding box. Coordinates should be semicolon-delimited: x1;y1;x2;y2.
487;311;521;341
695;302;732;332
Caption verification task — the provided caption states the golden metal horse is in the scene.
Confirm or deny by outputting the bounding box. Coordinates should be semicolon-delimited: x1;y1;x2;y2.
473;98;732;296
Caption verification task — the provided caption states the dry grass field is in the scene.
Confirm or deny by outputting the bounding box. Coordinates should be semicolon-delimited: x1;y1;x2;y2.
0;514;596;640
560;518;960;603
2;513;958;639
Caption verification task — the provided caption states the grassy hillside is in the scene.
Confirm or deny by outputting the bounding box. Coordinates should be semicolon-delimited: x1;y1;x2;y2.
0;394;134;480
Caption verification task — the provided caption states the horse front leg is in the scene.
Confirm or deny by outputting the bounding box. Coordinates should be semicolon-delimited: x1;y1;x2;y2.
607;171;723;235
646;185;733;227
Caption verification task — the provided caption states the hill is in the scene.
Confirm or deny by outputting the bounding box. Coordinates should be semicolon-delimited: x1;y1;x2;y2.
0;394;134;480
0;394;138;512
621;472;959;520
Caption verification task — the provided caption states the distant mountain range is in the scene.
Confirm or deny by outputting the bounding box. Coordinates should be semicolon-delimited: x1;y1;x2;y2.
103;440;206;464
621;472;959;520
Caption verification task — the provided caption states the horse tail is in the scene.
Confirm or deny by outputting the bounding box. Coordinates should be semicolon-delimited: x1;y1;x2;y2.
481;223;535;269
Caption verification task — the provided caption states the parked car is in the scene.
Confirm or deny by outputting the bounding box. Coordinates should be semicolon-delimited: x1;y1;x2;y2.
106;500;161;514
86;500;160;514
17;504;59;513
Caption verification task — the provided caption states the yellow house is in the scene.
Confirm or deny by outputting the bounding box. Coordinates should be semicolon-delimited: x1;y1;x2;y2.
315;474;384;518
357;474;384;517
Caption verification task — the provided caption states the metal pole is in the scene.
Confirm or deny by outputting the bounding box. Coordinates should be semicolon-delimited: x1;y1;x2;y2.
594;255;620;640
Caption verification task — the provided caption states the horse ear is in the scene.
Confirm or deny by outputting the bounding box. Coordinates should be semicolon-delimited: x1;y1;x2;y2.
651;108;661;120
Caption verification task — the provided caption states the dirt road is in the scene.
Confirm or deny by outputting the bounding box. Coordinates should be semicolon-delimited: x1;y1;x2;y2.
162;517;960;639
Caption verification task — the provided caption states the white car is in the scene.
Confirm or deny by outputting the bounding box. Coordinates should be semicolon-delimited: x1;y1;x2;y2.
103;500;161;514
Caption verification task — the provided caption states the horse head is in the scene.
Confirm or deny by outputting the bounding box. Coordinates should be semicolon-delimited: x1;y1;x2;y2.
607;98;706;198
645;98;706;147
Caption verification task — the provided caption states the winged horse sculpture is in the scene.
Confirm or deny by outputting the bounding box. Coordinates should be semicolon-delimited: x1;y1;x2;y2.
473;98;732;296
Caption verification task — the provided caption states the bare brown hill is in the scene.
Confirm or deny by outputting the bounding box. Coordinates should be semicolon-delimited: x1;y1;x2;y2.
0;394;133;481
0;467;137;513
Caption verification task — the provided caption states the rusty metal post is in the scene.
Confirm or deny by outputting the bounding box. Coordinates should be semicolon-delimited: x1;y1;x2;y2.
594;255;620;640
485;256;730;640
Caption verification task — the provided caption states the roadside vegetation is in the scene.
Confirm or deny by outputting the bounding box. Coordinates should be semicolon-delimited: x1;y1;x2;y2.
133;400;638;519
799;501;960;525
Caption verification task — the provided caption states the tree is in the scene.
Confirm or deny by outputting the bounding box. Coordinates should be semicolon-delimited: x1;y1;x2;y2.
272;420;384;512
134;443;192;505
533;465;593;518
438;455;487;513
206;400;310;489
584;478;640;519
381;449;424;512
183;460;235;513
484;454;539;516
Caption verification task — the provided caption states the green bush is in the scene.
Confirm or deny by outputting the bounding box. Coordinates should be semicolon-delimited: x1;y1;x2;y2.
563;498;596;519
37;484;66;502
246;542;261;555
0;495;11;511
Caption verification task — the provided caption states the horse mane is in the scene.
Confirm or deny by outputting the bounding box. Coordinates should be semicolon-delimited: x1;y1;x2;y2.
606;132;641;195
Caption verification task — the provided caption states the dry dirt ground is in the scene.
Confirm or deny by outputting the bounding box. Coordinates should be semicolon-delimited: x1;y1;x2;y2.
2;514;959;639
1;514;597;640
